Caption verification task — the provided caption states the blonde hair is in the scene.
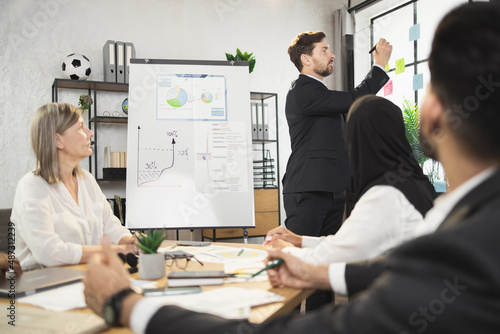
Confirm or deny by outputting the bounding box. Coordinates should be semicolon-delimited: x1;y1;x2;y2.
31;103;84;184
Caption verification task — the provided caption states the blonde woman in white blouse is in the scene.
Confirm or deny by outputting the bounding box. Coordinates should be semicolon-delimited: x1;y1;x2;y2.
12;103;136;270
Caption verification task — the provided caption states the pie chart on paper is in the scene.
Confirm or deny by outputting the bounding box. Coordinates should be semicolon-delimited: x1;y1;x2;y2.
166;86;188;108
201;91;214;104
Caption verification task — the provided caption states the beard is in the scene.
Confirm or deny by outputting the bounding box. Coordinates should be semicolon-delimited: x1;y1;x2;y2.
313;60;333;78
418;120;439;161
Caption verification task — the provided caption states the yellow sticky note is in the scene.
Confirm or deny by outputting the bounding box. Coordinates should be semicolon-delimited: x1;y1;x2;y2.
385;63;390;72
395;58;405;74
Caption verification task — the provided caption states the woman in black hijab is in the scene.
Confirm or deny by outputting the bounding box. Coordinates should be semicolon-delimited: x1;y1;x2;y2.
265;95;437;266
346;95;437;217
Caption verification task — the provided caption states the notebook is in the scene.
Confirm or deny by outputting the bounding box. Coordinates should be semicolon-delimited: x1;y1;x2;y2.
0;267;86;297
0;305;107;334
167;270;225;287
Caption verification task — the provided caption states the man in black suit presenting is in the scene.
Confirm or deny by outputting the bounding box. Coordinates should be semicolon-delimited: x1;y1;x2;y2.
282;32;392;239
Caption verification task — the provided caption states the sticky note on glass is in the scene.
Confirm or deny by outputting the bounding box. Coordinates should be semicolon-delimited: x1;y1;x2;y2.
409;24;420;41
413;73;424;91
385;63;390;72
384;80;393;96
395;58;405;74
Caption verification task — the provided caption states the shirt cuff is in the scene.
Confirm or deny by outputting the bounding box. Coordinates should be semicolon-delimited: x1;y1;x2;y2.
301;236;320;248
282;246;308;262
328;262;347;295
130;298;162;334
373;64;386;71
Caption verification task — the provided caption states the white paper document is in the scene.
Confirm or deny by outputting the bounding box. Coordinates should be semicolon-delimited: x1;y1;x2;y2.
17;282;87;312
146;287;284;319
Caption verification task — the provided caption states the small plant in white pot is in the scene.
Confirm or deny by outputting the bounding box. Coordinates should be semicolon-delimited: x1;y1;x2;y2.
136;229;166;280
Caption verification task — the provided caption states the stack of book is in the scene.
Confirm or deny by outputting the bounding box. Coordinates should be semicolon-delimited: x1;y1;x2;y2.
167;271;226;287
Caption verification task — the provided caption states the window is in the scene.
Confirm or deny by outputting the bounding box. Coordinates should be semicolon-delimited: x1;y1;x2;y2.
352;0;469;187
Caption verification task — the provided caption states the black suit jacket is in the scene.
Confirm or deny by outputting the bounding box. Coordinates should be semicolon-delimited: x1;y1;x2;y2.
145;170;500;333
282;67;389;194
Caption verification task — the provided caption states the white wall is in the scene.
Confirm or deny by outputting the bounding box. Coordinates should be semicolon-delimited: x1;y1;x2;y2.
0;0;347;230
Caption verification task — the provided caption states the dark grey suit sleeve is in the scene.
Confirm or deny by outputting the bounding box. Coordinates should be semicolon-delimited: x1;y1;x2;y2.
345;255;388;297
146;222;500;334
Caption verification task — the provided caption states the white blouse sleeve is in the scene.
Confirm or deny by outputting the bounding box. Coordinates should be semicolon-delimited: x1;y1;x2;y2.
14;175;83;268
83;171;131;244
287;186;424;265
302;236;323;248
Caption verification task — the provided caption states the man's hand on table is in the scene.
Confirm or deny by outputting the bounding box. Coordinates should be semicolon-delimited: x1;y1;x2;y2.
83;236;143;326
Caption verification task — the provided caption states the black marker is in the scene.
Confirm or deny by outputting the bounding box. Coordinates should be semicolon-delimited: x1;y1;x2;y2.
369;45;377;54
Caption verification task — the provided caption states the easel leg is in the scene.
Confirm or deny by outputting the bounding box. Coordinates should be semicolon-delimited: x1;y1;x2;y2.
242;228;248;244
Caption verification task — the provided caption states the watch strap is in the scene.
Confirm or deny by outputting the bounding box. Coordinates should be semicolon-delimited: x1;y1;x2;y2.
103;287;135;326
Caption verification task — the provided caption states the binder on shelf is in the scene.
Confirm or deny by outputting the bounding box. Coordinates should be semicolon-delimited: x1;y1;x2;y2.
253;171;275;176
251;102;258;140
115;41;125;83
253;165;274;169
104;146;111;168
103;40;116;82
124;42;135;84
119;152;127;168
111;152;120;168
262;103;269;140
256;103;263;140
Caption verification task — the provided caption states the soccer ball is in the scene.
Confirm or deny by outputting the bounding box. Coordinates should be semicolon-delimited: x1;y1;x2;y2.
62;53;92;80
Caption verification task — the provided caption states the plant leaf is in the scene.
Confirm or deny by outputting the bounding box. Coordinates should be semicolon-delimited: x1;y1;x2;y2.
249;59;256;73
137;243;156;254
136;228;166;254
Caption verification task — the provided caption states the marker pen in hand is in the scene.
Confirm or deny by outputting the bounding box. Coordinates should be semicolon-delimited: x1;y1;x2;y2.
251;258;284;278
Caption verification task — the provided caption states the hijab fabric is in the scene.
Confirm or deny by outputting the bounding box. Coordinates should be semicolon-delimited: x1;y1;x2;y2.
346;95;437;216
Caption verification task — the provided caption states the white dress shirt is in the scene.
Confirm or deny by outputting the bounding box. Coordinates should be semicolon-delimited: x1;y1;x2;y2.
12;170;131;270
283;185;424;265
329;167;497;295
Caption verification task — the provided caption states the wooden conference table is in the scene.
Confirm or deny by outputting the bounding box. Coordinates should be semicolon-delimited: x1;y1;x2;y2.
9;241;313;334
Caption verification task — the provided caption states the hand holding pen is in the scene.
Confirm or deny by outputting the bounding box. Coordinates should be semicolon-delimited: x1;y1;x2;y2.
250;258;284;278
265;250;332;290
369;38;393;68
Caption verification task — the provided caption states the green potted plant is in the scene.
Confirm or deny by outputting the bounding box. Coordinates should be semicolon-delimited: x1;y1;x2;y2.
78;94;93;111
136;229;166;279
401;98;442;184
225;49;256;73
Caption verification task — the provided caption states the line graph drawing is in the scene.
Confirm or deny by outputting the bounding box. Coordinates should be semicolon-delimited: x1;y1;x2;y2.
136;126;184;187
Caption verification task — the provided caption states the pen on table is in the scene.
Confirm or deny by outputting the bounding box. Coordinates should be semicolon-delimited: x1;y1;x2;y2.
250;258;284;278
237;249;244;257
369;45;377;54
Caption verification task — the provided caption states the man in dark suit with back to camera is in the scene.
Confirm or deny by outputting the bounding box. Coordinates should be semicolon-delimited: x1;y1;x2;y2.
282;31;392;239
83;3;500;333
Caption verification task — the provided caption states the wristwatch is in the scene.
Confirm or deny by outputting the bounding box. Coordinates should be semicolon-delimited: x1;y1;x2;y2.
102;287;136;326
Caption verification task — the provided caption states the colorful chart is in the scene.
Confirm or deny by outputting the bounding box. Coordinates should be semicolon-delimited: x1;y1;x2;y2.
232;266;264;276
201;92;213;104
166;86;188;108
